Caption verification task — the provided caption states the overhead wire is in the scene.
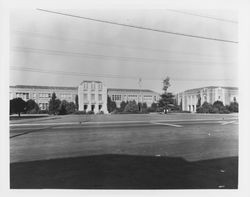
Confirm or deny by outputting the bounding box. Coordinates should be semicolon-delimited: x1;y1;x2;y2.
36;9;238;44
12;29;236;59
10;66;234;82
11;46;236;65
166;9;238;24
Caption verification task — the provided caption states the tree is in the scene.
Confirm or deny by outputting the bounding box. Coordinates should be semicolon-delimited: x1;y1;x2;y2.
196;101;213;113
141;102;148;113
107;96;117;113
162;76;171;94
26;99;40;114
228;101;238;112
179;99;183;111
10;98;27;117
66;102;76;114
158;93;175;113
75;95;79;111
49;92;61;115
213;101;224;111
124;100;139;113
196;95;201;108
59;100;68;115
120;101;128;112
149;102;158;112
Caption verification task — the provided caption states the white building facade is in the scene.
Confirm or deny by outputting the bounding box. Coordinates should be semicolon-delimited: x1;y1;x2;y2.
107;88;160;108
176;86;238;112
78;80;108;113
9;85;77;110
10;81;160;114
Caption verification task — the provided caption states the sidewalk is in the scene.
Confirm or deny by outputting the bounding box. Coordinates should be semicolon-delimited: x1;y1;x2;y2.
10;113;238;126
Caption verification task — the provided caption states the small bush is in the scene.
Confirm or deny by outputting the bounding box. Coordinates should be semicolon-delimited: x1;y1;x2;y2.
39;110;49;114
74;110;86;115
97;111;104;115
87;111;94;114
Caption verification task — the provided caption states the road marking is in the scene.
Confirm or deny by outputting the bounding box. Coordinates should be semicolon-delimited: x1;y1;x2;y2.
150;121;183;128
220;120;236;125
10;118;238;127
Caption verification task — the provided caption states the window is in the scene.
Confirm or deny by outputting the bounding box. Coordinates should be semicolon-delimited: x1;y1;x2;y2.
16;92;29;100
98;94;102;101
84;94;88;100
84;82;88;89
91;94;95;101
39;93;50;98
33;93;36;99
39;103;48;110
98;83;102;90
91;82;95;90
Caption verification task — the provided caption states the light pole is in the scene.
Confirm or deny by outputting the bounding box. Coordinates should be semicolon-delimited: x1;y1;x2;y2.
138;78;142;112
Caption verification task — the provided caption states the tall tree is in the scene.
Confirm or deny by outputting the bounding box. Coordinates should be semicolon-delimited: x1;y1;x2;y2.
150;102;158;112
26;99;40;114
75;95;79;111
49;92;61;115
10;98;27;117
159;77;175;113
158;93;175;113
162;76;171;94
120;101;128;112
107;96;117;113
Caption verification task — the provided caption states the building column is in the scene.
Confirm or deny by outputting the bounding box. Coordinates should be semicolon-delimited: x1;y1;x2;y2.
94;104;99;113
86;104;91;112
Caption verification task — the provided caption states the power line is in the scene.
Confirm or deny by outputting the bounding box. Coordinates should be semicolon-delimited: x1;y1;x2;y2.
166;9;238;24
12;29;235;59
10;66;234;82
11;46;236;65
37;8;238;44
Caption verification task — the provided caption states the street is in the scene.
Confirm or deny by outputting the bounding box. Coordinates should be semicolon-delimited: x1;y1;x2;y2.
10;116;238;163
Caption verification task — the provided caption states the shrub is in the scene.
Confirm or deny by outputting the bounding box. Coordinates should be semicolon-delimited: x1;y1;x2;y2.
74;110;86;115
196;102;213;113
39;110;49;114
228;102;238;113
124;100;139;113
26;99;40;114
97;111;104;115
87;111;94;114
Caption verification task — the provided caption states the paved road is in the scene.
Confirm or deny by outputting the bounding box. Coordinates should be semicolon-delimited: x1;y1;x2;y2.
10;119;238;163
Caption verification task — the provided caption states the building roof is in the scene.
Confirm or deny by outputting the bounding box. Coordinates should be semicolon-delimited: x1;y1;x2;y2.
182;86;238;93
10;85;78;91
107;88;158;94
80;80;102;85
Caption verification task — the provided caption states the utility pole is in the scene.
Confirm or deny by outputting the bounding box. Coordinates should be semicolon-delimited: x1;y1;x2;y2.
138;78;142;112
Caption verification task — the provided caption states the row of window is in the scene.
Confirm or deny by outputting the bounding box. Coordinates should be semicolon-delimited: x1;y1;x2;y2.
83;94;102;101
39;103;49;110
111;94;157;102
16;92;29;100
14;92;74;100
39;93;51;98
112;95;122;101
83;82;102;90
61;94;72;99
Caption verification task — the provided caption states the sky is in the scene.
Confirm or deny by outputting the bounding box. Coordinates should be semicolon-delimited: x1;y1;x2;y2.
9;9;238;93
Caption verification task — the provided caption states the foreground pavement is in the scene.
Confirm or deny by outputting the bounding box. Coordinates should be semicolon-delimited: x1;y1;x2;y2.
10;114;238;189
10;118;238;163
